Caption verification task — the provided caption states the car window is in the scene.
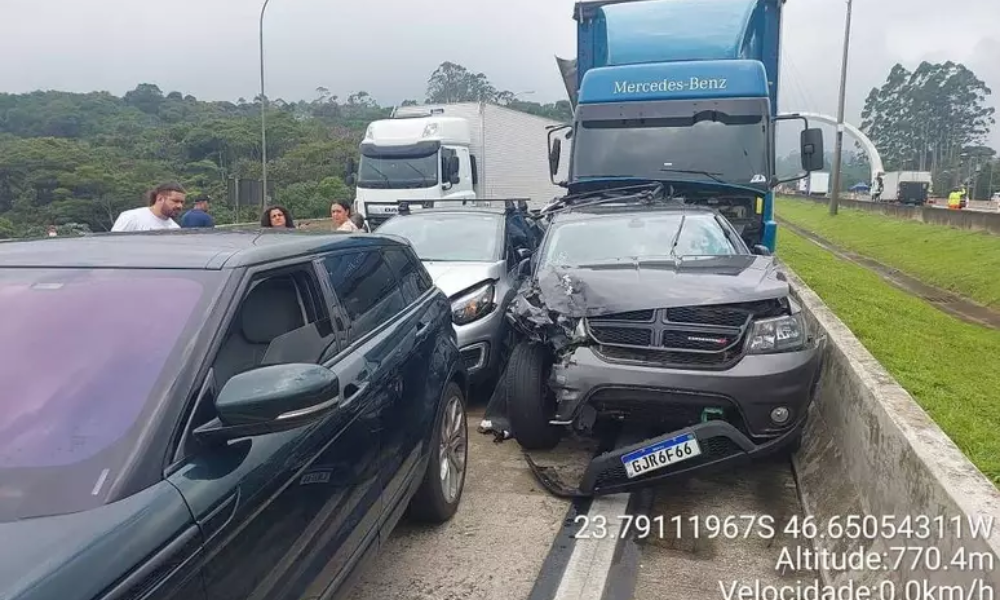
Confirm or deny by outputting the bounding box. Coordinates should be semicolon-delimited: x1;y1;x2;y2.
210;267;334;394
323;249;406;340
0;268;223;521
382;246;432;304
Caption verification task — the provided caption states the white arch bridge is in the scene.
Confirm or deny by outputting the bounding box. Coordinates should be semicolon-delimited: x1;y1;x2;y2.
791;112;884;188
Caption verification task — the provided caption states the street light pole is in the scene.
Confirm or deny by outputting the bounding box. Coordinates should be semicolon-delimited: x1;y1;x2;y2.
828;0;854;216
259;0;272;211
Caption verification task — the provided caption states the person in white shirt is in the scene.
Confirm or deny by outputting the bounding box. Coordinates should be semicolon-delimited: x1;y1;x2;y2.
111;182;186;232
331;199;359;232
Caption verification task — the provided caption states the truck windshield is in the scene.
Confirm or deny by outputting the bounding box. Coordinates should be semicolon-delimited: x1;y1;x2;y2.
358;149;439;189
0;268;223;521
572;113;769;190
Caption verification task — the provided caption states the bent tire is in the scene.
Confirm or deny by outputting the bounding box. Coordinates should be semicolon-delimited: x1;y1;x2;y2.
507;341;562;451
408;381;468;523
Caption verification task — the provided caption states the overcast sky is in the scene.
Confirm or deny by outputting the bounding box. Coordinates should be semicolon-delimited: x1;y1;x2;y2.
1;0;997;151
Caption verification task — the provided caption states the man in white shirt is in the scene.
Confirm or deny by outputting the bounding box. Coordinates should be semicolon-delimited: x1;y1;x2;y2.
111;182;187;232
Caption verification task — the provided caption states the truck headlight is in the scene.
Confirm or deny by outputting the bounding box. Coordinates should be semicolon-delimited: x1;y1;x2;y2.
451;283;495;325
746;313;807;354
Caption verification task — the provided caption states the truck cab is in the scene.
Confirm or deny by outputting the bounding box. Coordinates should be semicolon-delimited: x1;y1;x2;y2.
548;0;826;251
347;114;477;228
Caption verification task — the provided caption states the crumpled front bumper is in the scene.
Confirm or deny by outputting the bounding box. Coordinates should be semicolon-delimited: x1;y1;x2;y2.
526;409;807;498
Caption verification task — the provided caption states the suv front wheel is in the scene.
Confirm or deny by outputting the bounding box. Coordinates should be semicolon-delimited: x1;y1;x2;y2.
507;341;563;451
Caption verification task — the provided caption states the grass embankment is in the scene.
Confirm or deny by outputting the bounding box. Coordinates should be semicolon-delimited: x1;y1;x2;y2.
776;196;1000;311
777;229;1000;485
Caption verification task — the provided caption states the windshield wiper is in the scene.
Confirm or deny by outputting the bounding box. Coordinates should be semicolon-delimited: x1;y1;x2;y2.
659;168;728;186
400;162;433;185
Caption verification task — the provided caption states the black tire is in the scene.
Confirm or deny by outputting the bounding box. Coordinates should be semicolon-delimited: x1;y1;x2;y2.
407;381;468;523
507;341;562;450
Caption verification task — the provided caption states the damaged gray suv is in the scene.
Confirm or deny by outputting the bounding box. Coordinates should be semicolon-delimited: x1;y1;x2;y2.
484;189;825;496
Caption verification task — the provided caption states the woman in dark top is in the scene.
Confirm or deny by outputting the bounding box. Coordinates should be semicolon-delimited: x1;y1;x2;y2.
260;205;295;228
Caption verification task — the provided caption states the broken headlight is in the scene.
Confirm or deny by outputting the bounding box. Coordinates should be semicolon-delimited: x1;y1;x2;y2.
451;282;496;325
745;313;807;354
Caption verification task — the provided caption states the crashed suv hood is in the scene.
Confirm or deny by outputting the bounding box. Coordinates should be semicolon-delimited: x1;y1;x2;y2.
534;254;788;317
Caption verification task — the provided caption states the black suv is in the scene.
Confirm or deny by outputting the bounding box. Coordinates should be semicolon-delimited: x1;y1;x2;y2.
0;229;467;600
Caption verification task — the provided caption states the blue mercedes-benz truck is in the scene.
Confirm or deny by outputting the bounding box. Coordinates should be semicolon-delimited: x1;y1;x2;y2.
548;0;825;252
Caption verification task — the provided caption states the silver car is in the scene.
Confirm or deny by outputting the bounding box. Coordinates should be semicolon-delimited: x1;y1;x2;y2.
374;202;539;387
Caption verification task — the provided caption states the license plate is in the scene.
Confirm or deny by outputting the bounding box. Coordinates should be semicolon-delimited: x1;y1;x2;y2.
621;432;702;479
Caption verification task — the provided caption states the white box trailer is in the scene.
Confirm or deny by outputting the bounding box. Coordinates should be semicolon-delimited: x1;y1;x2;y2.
349;102;569;226
881;171;932;204
797;171;829;196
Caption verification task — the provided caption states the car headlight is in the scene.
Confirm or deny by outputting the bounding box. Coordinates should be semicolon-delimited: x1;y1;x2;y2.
451;282;496;325
746;313;807;354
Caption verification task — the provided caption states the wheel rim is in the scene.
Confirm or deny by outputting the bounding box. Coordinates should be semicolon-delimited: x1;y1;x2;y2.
438;394;467;504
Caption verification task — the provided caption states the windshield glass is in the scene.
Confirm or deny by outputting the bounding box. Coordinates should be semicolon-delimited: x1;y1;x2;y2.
572;112;769;189
540;212;740;268
358;149;439;189
0;268;222;521
376;212;502;262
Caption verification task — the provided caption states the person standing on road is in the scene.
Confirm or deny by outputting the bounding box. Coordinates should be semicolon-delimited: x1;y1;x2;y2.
180;194;215;228
112;182;186;231
260;205;295;228
948;188;964;210
331;199;358;232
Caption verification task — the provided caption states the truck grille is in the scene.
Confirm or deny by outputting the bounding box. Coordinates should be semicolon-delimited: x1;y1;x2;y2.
586;300;784;369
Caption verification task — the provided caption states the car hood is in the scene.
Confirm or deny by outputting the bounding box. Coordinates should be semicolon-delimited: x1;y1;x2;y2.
423;260;505;298
0;482;194;600
534;254;788;317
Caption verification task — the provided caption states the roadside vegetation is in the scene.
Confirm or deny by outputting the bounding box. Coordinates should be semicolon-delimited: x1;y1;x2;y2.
776;196;1000;311
777;228;1000;485
0;61;571;238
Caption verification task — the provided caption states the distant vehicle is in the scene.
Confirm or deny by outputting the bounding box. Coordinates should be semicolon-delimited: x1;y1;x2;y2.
484;185;825;497
881;171;933;205
346;102;569;228
374;199;541;389
797;172;830;196
0;229;468;600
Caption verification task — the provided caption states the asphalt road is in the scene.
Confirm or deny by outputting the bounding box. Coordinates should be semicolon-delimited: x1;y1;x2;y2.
342;402;811;600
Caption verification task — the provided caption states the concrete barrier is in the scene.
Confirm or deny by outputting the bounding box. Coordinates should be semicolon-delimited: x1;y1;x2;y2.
789;195;1000;236
785;265;1000;589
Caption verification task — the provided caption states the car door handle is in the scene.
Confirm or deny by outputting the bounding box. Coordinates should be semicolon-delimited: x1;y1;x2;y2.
416;320;432;339
344;381;370;400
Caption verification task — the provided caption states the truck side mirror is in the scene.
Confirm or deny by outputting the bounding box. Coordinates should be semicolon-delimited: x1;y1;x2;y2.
800;128;825;172
345;157;357;186
548;138;562;178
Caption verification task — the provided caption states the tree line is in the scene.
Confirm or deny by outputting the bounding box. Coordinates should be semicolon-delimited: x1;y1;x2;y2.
0;62;573;238
858;61;996;197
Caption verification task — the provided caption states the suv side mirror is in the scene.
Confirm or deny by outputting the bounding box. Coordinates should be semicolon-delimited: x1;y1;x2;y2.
548;138;562;178
752;244;772;256
517;257;532;277
516;247;533;260
193;363;340;443
800;128;825;172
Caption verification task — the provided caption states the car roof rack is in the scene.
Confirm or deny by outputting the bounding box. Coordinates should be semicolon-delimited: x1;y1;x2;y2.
368;199;531;215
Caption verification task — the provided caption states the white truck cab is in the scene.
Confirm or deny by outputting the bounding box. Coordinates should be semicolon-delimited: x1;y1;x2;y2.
346;113;479;227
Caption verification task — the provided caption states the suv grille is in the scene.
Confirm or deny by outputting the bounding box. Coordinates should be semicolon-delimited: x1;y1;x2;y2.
586;300;785;369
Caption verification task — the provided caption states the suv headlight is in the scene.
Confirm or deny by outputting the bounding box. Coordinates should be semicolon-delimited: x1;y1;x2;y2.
451;282;495;325
746;313;807;354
